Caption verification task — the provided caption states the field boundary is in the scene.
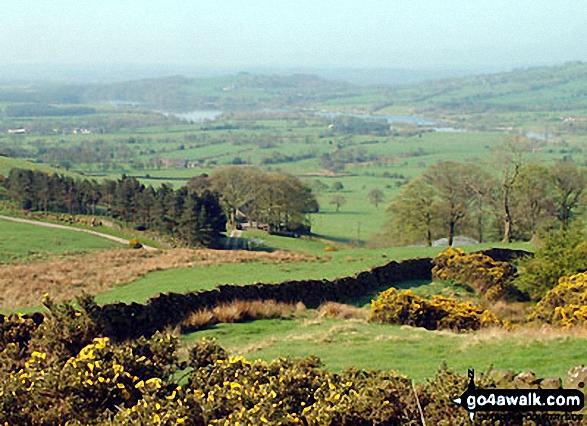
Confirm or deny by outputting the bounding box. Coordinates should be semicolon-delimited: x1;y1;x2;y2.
7;248;531;341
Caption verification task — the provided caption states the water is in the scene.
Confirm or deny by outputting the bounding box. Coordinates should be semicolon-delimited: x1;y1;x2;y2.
313;110;440;126
525;131;553;141
162;110;223;123
434;127;468;133
102;100;143;106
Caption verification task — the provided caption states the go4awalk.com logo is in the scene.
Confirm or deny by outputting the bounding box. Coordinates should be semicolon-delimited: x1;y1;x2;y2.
453;369;584;421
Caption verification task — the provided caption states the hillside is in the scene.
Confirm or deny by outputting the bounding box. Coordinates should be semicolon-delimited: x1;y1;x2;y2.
377;61;587;132
83;74;360;111
0;156;84;179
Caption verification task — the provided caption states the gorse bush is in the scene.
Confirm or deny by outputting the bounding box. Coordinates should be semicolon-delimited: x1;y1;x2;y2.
432;247;527;302
0;297;583;424
370;288;502;331
128;237;142;249
528;271;587;327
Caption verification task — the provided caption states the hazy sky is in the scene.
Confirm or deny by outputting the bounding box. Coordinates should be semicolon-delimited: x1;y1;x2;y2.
2;0;586;70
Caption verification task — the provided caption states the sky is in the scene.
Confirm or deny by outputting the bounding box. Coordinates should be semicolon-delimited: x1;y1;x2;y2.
1;0;586;71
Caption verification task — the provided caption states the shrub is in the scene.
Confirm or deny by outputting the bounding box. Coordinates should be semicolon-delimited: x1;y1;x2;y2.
432;247;526;302
528;271;587;327
128;237;142;249
370;288;502;331
0;297;582;425
515;227;587;300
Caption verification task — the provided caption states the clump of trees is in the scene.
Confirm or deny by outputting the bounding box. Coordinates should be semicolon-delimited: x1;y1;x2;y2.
3;168;226;247
386;159;586;246
192;166;318;236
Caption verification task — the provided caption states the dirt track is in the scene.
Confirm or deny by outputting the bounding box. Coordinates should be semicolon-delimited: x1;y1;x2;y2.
0;215;158;251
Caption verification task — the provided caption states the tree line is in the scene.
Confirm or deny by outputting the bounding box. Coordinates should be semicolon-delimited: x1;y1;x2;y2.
2;168;227;247
386;159;586;246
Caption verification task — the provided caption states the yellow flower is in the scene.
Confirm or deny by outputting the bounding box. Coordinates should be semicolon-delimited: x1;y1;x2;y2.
146;377;162;388
31;351;46;360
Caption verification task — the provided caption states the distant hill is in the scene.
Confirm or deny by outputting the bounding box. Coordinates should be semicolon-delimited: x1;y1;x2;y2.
385;61;587;115
1;62;586;122
79;73;357;112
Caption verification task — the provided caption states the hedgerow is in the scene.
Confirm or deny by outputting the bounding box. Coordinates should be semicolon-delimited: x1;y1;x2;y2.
370;288;502;331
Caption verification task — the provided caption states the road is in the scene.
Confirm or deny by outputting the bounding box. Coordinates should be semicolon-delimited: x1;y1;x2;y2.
0;215;158;251
225;229;243;250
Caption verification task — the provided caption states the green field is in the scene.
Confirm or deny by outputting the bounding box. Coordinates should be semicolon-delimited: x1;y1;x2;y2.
96;230;532;306
1;64;586;387
183;317;586;382
0;218;119;262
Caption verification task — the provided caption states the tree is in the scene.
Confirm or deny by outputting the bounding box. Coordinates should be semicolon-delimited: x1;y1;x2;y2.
511;163;553;240
209;166;264;226
367;188;385;209
209;166;317;235
461;168;499;244
497;136;527;243
548;161;586;230
331;181;344;192
329;195;347;212
386;177;437;246
423;161;478;246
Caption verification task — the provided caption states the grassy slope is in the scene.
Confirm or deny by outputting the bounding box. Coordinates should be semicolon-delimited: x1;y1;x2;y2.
96;230;532;305
184;318;586;382
0;156;82;178
0;218;119;262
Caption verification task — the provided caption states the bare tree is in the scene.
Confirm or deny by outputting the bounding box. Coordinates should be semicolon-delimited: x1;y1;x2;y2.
497;136;527;243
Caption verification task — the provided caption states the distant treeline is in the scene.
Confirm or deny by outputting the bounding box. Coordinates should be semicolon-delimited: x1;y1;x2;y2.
4;104;96;118
2;168;226;247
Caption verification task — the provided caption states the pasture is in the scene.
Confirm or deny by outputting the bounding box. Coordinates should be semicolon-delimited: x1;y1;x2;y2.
184;316;587;382
0;217;119;263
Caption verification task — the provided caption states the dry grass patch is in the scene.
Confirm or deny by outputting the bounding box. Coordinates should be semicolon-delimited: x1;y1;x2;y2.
0;248;322;310
180;300;306;333
457;325;587;351
317;302;369;321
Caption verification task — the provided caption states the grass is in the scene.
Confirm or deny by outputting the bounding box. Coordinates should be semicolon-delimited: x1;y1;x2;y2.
96;235;532;306
0;248;319;311
183;315;587;382
0;218;119;263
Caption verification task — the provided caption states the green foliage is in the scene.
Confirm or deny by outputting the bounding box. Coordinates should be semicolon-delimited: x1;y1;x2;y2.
528;271;587;327
208;166;316;235
188;337;228;368
370;287;502;331
3;169;227;248
1;296;584;424
515;227;587;300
